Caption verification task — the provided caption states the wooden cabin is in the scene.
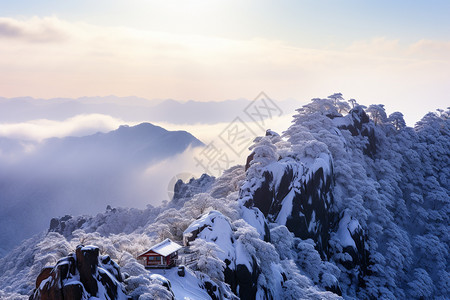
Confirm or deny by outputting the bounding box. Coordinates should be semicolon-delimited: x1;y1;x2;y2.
137;238;182;268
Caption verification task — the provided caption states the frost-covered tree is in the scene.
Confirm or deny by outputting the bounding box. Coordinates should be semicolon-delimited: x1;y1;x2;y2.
336;100;351;115
125;274;174;300
407;268;435;299
247;136;279;177
388;112;406;130
348;99;357;108
367;104;387;125
190;238;226;282
327;93;344;106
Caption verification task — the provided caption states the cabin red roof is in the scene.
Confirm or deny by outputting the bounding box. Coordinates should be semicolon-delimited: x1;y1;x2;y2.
137;238;182;258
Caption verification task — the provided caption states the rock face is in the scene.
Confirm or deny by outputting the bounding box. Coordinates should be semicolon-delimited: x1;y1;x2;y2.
334;106;376;157
30;245;127;300
171;174;215;207
238;116;373;290
333;213;370;277
183;210;269;299
240;154;336;258
234;256;261;299
48;215;86;239
47;205;161;242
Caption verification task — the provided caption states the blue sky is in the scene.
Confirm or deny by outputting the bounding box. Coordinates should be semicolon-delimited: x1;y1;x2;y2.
0;1;449;124
3;0;449;44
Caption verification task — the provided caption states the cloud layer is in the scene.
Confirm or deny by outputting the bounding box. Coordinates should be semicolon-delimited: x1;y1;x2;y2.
0;114;126;141
0;16;67;43
0;119;206;252
0;16;448;123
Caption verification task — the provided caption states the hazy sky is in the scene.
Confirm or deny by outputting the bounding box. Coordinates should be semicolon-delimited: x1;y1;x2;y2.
1;1;449;123
0;1;449;250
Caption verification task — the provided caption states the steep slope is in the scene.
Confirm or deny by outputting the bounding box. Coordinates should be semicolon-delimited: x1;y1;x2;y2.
240;134;335;257
184;210;341;299
238;98;449;299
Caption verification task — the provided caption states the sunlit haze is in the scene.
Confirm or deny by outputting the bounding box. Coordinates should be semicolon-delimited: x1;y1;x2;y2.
0;1;449;125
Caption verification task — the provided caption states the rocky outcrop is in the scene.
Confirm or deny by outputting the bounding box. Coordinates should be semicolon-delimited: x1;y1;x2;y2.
100;255;123;282
184;211;271;299
234;256;261;299
240;155;336;258
49;215;87;237
30;245;127;300
335;106;376;157
48;205;161;242
240;151;371;291
171;174;215;207
332;212;370;279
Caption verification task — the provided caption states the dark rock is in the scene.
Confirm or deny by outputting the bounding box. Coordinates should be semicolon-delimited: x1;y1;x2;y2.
361;126;376;157
286;166;336;257
76;245;99;296
245;152;255;171
337;106;377;157
77;218;86;228
242;160;335;258
223;259;237;293
235;257;260;300
30;244;126;300
62;283;85;300
171;174;215;206
251;171;274;216
98;268;118;300
344;224;369;275
48;219;60;232
100;255;123;282
30;270;63;300
35;267;52;290
325;281;342;296
48;215;89;238
183;223;208;246
61;215;71;222
203;280;219;300
56;255;76;279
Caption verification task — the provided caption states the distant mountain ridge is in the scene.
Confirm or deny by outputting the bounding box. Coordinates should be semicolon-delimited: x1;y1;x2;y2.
0;122;204;255
0;96;300;124
41;122;204;166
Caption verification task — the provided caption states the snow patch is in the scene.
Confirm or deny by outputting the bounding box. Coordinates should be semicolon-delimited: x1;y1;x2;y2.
235;240;253;272
149;268;211;300
275;189;295;225
335;213;356;248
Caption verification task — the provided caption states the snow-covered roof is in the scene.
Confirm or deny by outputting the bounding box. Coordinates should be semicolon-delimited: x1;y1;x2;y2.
138;238;182;257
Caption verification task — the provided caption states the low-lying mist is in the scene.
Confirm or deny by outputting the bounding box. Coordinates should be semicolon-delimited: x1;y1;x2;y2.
0;110;291;254
0;119;205;253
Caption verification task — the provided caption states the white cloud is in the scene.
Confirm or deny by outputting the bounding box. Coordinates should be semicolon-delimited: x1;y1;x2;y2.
0;16;67;43
0;114;127;141
346;37;401;56
138;146;206;203
408;39;450;61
